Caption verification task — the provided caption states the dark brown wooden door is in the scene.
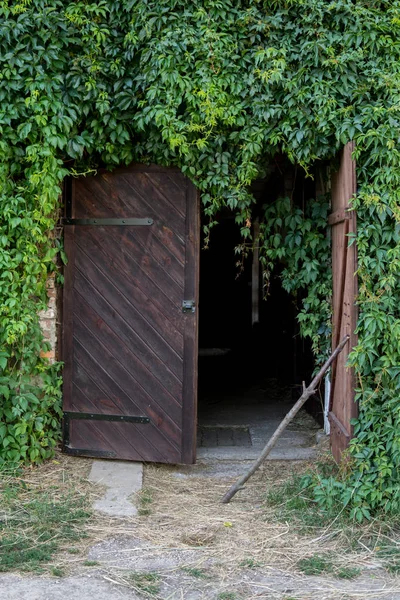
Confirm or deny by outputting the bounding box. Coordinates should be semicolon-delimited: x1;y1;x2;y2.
328;143;358;462
62;165;199;464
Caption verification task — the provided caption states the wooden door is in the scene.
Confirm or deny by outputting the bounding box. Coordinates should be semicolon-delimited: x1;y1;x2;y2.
328;143;358;462
62;165;199;464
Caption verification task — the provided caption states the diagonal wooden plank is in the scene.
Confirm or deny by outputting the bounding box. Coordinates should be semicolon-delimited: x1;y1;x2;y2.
73;299;183;420
74;251;183;378
69;383;147;462
73;298;183;424
165;172;187;196
74;176;114;218
123;227;185;289
72;338;182;452
75;253;182;381
119;230;183;307
76;227;185;336
74;242;183;361
143;171;186;217
118;175;185;241
72;344;181;455
74;265;183;392
69;418;123;457
68;396;151;461
73;359;136;415
75;176;186;266
71;419;181;462
70;383;177;463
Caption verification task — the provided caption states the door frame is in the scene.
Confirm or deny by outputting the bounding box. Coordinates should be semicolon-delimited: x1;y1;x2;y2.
328;143;358;461
59;157;357;464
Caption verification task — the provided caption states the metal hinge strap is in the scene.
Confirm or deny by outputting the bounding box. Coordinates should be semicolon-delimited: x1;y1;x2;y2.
63;411;150;424
62;218;153;226
63;412;151;453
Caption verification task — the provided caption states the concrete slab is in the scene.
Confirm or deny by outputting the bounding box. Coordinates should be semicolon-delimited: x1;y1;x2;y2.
197;407;319;460
88;460;142;517
196;445;316;460
0;574;141;600
87;536;205;571
1;568;398;600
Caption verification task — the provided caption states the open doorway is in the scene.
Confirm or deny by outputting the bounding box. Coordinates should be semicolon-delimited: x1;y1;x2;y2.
197;161;322;459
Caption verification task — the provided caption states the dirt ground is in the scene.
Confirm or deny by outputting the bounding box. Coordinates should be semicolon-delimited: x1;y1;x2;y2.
1;454;400;600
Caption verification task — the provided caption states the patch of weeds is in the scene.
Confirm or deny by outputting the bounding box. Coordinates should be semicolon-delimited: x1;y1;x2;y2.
182;566;211;579
0;533;56;571
298;554;334;576
0;470;92;574
265;468;343;532
51;566;65;577
298;554;360;579
264;459;400;576
83;560;99;566
217;593;239;600
138;488;153;516
239;557;261;569
63;529;88;541
67;547;80;554
128;572;161;597
377;543;400;573
19;564;45;575
336;566;361;579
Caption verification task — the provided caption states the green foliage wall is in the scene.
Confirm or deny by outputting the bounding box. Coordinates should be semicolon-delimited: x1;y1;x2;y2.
1;0;400;516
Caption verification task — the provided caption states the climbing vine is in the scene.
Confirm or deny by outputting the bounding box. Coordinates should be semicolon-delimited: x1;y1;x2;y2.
1;0;400;517
259;195;332;360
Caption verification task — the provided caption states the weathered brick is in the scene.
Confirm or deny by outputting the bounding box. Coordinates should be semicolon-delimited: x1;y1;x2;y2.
40;350;55;360
39;308;55;320
39;275;58;364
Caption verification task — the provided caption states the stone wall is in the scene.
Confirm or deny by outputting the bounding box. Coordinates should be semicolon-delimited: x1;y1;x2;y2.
39;275;57;363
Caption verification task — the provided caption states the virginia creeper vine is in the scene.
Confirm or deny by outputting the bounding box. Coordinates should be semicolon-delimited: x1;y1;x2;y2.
1;0;400;518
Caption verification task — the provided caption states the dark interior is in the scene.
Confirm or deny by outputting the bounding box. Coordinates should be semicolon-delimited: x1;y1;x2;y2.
198;160;322;430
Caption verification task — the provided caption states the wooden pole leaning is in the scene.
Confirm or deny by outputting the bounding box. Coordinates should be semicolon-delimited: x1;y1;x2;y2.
220;335;350;504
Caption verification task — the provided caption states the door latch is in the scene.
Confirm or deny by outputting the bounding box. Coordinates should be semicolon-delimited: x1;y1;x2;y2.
182;300;196;314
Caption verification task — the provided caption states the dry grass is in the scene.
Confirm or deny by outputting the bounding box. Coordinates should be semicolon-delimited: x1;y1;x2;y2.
2;450;400;599
139;461;391;570
89;458;400;598
0;452;104;574
117;460;361;573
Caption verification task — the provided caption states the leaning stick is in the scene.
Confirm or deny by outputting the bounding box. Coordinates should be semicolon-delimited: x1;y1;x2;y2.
220;335;350;504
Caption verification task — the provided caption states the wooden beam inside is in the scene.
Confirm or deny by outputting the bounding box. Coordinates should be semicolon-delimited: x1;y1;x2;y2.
252;219;260;326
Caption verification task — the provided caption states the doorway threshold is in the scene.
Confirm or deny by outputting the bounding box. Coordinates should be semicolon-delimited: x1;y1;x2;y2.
197;398;320;461
197;422;318;460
